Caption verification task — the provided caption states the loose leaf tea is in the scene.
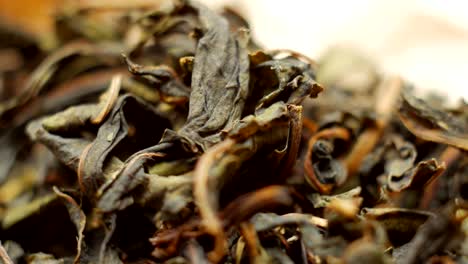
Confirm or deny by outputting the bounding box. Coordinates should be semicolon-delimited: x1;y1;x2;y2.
0;1;467;263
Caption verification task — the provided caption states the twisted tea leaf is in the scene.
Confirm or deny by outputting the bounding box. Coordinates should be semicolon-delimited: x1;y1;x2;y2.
399;88;468;150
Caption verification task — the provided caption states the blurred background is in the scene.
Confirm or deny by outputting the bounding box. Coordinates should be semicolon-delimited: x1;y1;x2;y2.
1;0;467;102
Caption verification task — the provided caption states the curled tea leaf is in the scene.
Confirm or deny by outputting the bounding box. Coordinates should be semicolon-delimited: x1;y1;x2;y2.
399;88;468;150
123;55;190;105
304;127;350;194
362;207;434;246
387;158;446;192
53;187;86;264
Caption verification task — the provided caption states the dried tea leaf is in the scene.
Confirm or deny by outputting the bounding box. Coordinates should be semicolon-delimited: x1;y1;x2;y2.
181;239;209;264
2;193;57;229
96;148;170;212
124;55;190;105
308;186;362;208
384;136;418;183
77;95;171;196
25;252;67;264
28;94;171;198
1;0;466;263
220;186;295;227
177;3;251;151
0;127;28;183
250;213;327;232
52;187;86;264
399;88;468;150
304;127;351;194
387;158;445;192
317;47;379;93
239;222;273;264
398;207;464;264
0;41;122;122
0;163;37;203
362;207;434;246
342;238;391;264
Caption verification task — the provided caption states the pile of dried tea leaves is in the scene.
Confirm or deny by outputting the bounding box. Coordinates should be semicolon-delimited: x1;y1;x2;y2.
0;1;467;263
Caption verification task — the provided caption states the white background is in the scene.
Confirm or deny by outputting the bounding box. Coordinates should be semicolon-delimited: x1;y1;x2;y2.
200;0;468;103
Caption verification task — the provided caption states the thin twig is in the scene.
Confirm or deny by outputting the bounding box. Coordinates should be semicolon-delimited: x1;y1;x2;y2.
0;241;14;264
193;138;235;263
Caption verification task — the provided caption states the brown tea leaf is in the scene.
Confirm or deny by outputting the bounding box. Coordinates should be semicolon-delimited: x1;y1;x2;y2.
177;3;251;151
399;88;468;150
1;0;466;262
398;206;464;264
52;187;85;264
387;158;446;192
362;207;434;246
304;127;351;194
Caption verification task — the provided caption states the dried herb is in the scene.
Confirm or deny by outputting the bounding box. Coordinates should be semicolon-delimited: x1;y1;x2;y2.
0;1;466;263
